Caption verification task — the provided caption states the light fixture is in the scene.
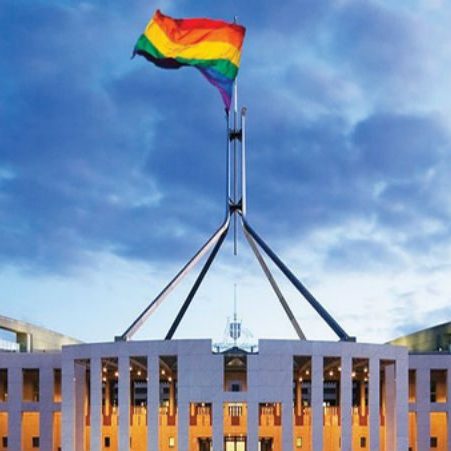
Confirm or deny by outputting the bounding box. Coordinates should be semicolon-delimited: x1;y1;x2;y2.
305;369;310;376
102;367;107;373
329;370;334;377
137;370;142;377
352;371;356;378
364;367;368;373
114;371;119;377
161;369;166;375
168;376;172;382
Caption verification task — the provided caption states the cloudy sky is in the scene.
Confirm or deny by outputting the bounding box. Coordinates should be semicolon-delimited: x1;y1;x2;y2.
2;0;451;345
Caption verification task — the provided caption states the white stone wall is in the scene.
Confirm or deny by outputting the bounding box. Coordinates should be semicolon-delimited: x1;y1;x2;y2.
409;353;451;451
4;339;448;451
60;339;409;451
0;351;61;451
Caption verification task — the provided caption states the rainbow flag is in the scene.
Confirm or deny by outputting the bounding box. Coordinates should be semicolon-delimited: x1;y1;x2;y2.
133;10;246;111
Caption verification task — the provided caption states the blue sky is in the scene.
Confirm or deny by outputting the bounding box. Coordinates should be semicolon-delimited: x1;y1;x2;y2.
2;0;451;344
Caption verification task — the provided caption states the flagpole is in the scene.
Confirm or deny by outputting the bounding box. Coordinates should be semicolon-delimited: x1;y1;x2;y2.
233;79;238;255
241;106;247;217
226;110;231;218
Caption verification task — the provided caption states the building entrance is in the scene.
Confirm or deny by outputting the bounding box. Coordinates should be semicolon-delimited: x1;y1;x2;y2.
259;437;273;451
198;438;212;451
224;436;246;451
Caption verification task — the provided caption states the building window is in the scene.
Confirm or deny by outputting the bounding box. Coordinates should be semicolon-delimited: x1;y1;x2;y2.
228;403;243;417
430;370;447;403
408;370;416;402
2;437;7;448
296;437;302;448
104;437;111;448
224;354;247;392
0;370;7;402
431;437;438;448
53;369;62;403
360;437;366;448
169;437;175;448
32;437;40;448
23;369;40;402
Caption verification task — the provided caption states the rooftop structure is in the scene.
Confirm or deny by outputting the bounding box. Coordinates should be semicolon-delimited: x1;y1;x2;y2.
389;321;451;353
0;315;81;353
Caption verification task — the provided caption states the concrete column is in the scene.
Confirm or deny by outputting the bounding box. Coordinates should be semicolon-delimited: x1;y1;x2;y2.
90;357;102;451
169;380;175;417
395;357;408;451
212;401;224;451
178;400;189;451
105;379;111;416
40;366;54;451
340;356;352;451
118;355;130;451
311;355;323;451
369;358;380;451
247;402;259;451
147;354;159;451
8;366;22;451
359;380;366;417
296;380;302;416
384;364;396;451
415;368;430;451
62;358;75;451
74;362;86;451
282;401;293;451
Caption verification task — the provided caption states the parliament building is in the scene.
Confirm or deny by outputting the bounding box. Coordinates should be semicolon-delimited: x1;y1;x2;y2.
0;315;450;451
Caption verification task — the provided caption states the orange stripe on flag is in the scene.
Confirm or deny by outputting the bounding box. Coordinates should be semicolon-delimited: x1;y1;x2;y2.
153;10;245;50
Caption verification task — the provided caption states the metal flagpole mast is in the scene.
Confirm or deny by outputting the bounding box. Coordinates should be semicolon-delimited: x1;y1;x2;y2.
241;107;247;217
233;79;238;255
226;110;231;216
120;49;354;341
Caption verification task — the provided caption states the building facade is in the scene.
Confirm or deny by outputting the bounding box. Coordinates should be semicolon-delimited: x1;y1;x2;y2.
0;325;451;451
